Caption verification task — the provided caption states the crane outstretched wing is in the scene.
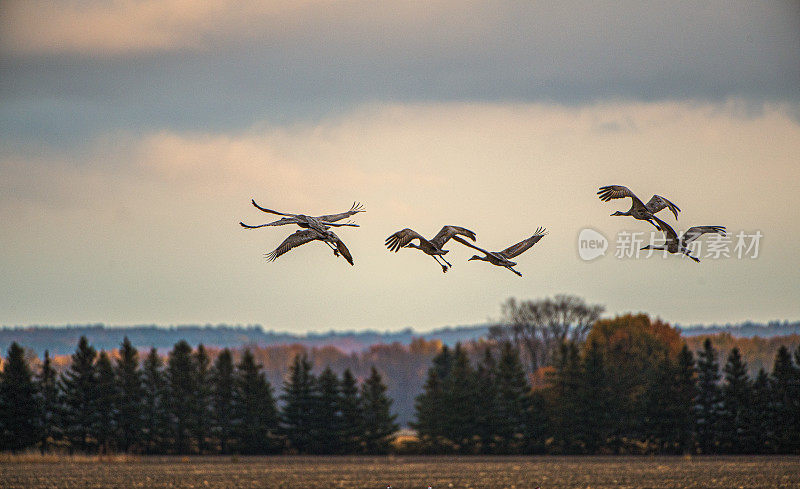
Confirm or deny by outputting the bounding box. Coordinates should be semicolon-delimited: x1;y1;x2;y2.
429;225;476;249
251;199;296;217
316;202;365;223
682;226;726;244
651;216;679;242
330;232;355;266
499;227;548;258
264;230;318;261
597;185;636;202
240;217;301;229
645;195;681;220
452;235;493;256
385;228;427;252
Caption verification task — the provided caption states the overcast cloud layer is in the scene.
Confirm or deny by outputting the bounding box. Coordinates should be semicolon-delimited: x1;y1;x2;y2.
1;2;799;331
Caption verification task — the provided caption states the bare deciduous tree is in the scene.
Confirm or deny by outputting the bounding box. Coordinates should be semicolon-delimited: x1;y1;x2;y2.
489;295;604;372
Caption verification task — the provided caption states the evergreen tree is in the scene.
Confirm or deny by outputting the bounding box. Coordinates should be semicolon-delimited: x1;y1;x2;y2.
494;342;531;454
412;346;452;451
59;336;98;453
166;340;197;453
474;347;500;453
115;337;143;453
575;340;612;453
0;343;38;452
211;348;235;454
360;366;398;454
36;350;61;454
719;347;751;453
93;351;117;453
444;344;479;453
141;347;168;454
193;344;212;454
235;349;279;454
744;369;772;453
695;338;721;454
673;344;698;453
280;353;317;454
548;342;582;453
338;368;364;454
316;366;343;454
770;345;800;453
638;352;675;453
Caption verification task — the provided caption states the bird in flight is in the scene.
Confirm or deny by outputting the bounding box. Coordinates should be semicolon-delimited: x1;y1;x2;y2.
265;228;354;266
597;185;680;230
240;200;364;260
641;215;725;263
385;225;476;273
240;200;365;232
452;227;547;277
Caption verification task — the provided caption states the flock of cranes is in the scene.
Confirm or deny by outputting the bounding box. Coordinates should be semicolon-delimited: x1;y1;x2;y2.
597;185;726;263
239;185;726;274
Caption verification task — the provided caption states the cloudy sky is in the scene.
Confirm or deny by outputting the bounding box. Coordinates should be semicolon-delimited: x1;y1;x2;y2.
1;1;799;332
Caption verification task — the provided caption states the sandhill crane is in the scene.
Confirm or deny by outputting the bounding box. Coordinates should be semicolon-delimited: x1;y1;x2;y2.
642;215;726;263
241;200;364;256
265;228;354;265
452;227;547;277
385;226;476;273
597;185;680;230
240;200;364;231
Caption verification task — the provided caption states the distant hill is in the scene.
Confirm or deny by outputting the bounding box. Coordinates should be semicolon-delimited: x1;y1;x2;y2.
1;320;798;356
677;320;800;338
0;323;491;356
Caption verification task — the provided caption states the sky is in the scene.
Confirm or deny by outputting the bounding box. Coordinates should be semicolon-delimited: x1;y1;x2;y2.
1;1;799;333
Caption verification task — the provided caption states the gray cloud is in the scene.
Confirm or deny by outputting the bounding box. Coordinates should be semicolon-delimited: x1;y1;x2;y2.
1;1;799;148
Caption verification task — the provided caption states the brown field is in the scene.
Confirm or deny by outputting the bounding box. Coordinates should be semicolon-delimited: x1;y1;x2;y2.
1;455;799;489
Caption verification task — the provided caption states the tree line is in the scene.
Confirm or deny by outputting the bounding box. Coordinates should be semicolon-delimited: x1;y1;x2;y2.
0;337;397;454
412;314;800;454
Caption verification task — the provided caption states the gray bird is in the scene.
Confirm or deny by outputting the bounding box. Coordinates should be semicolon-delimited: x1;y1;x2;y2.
385;226;476;273
265;228;354;266
240;200;364;232
597;185;680;230
452;227;547;277
241;200;364;257
641;215;725;263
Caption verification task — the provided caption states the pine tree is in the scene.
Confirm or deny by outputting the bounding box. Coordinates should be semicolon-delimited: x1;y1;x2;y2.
166;340;197;453
141;347;168;454
0;343;39;452
316;366;343;454
211;348;235;454
719;347;751;453
444;344;479;453
193;344;212;454
494;342;531;454
360;366;398;454
280;353;317;454
548;342;581;453
673;344;697;454
576;340;612;453
235;349;279;454
339;368;364;454
744;369;772;453
638;352;674;453
695;338;721;454
474;347;499;453
115;337;143;453
94;351;117;453
412;346;452;451
59;336;98;453
36;350;61;454
770;345;800;453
